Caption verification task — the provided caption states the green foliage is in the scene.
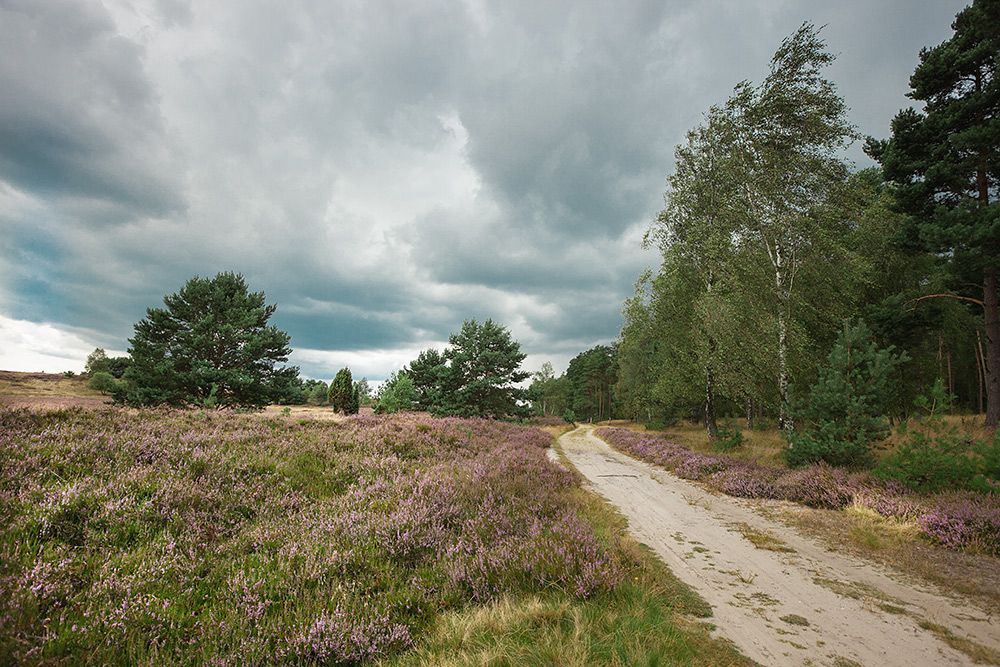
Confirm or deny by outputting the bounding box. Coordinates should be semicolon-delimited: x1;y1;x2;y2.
407;349;444;410
84;348;110;375
106;357;131;379
328;367;359;414
870;0;1000;425
374;371;418;413
565;345;617;422
621;24;865;433
355;377;371;404
428;319;532;420
196;383;220;410
302;379;328;405
119;272;296;409
268;368;306;405
784;320;908;468
87;371;116;395
871;0;1000;266
713;419;744;452
877;380;1000;493
529;362;568;417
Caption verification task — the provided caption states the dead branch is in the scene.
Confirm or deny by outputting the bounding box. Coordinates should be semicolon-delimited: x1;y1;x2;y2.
904;293;983;311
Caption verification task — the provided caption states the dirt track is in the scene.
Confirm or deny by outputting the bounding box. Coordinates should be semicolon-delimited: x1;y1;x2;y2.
558;425;998;667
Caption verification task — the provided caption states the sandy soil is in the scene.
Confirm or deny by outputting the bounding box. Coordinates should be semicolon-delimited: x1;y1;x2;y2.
558;425;999;667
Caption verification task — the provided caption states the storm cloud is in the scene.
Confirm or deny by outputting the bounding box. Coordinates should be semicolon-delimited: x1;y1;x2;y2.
0;0;969;381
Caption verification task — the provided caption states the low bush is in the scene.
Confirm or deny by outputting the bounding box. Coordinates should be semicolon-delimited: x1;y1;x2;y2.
712;419;744;452
876;381;1000;494
86;371;116;395
783;319;907;469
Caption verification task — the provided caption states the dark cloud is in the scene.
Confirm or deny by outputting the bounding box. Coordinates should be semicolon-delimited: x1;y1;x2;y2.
0;0;185;222
0;0;972;380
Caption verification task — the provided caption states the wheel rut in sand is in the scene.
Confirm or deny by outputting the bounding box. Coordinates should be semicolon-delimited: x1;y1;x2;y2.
558;425;999;667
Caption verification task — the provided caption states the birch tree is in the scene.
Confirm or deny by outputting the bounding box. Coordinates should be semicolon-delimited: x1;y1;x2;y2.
647;107;743;439
725;23;855;430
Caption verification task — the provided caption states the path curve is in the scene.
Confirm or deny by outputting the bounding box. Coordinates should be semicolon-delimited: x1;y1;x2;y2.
558;425;998;667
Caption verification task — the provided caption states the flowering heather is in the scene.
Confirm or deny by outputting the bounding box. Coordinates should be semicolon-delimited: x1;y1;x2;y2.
527;414;571;428
597;427;1000;556
0;408;633;666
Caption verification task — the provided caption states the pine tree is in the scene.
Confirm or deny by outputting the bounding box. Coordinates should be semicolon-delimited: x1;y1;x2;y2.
407;349;444;410
784;320;908;467
121;272;294;408
431;319;531;419
870;0;1000;426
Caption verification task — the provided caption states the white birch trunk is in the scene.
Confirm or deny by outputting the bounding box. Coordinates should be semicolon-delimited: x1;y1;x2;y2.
774;244;793;431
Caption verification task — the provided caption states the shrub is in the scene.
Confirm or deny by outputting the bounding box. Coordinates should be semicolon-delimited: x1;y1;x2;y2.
374;372;418;414
784;319;907;468
328;367;357;414
87;371;116;395
877;380;1000;494
712;419;743;452
596;425;1000;555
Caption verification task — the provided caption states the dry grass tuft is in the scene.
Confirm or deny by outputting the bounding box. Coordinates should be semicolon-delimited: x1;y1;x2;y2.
917;620;1000;665
730;522;796;553
844;505;921;551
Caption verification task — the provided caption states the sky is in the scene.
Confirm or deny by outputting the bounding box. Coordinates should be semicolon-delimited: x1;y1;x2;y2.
0;0;972;382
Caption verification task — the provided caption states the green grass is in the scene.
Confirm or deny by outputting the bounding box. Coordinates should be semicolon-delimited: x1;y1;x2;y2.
384;531;752;667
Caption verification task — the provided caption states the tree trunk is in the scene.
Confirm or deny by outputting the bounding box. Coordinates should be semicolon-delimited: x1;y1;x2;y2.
745;394;754;431
705;362;718;441
774;245;793;431
984;269;1000;429
977;330;986;415
777;307;792;431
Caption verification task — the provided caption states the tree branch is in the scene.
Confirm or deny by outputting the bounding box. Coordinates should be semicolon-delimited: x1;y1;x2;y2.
905;293;984;311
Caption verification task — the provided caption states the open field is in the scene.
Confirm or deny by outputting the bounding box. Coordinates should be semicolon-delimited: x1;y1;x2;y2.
0;371;108;411
0;397;754;666
4;372;998;665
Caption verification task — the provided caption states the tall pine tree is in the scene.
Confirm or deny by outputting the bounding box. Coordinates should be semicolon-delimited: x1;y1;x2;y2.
870;0;1000;426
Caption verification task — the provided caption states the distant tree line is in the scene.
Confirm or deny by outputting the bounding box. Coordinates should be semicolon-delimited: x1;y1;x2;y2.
101;274;533;419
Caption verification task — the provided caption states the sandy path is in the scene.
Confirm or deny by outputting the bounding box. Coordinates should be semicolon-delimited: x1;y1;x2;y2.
558;425;998;667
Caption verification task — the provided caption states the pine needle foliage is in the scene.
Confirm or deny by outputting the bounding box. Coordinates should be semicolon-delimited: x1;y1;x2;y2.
784;319;908;467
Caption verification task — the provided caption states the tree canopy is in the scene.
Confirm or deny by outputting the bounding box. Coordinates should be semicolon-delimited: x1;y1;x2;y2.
628;23;858;436
118;272;297;408
565;345;617;423
404;319;531;420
